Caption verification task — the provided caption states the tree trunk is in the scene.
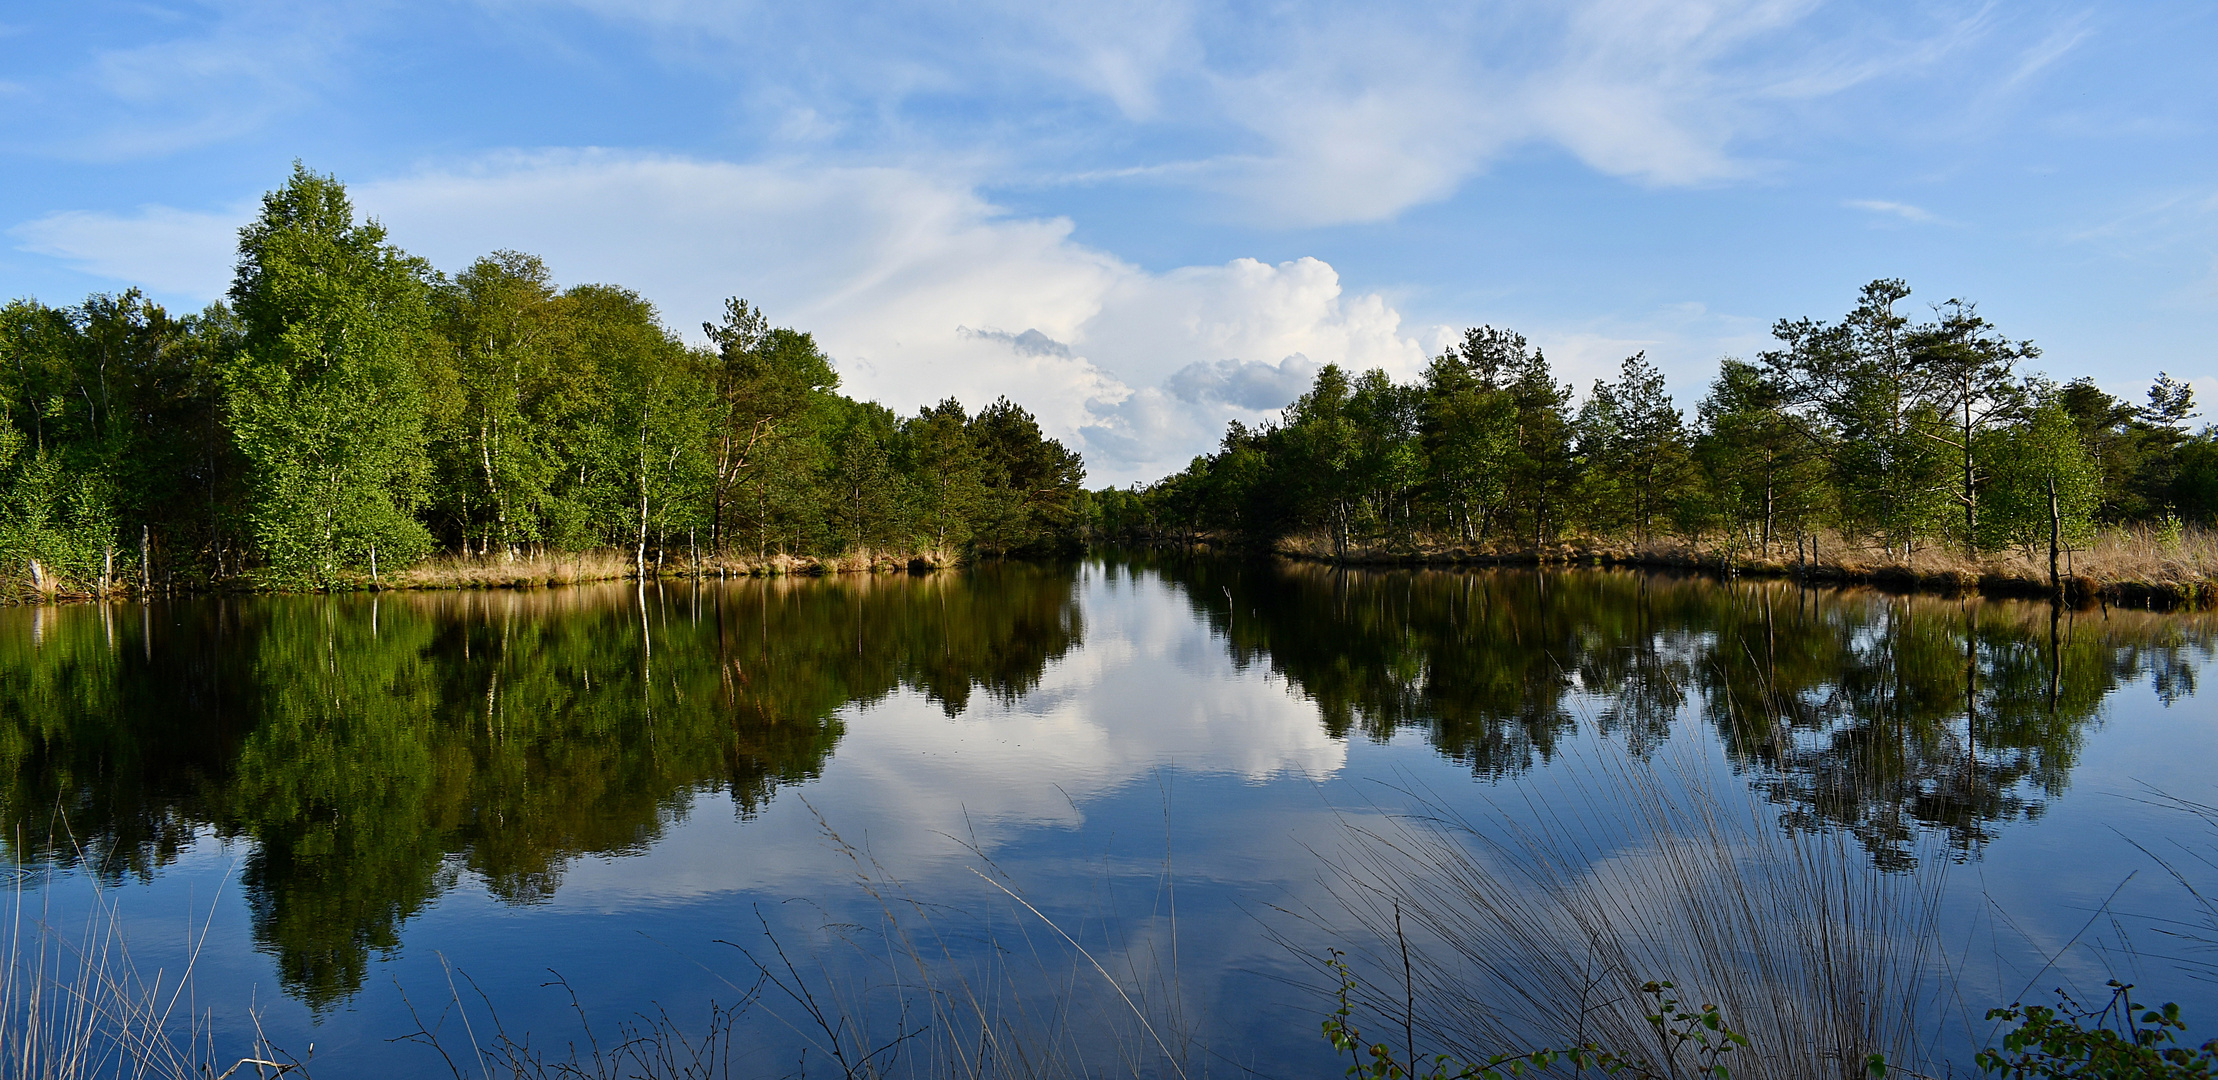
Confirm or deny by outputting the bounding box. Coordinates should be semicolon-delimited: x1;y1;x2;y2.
1762;450;1775;558
1963;398;1977;553
2047;474;2062;599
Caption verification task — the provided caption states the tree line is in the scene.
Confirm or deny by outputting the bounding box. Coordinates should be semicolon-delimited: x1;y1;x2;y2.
1091;280;2216;562
0;165;1086;592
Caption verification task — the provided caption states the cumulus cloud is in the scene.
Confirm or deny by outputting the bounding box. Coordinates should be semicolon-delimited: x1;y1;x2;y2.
959;327;1074;359
1164;356;1322;410
13;152;1433;484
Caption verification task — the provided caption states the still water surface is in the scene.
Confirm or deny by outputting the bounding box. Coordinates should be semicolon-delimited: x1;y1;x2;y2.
2;556;2214;1076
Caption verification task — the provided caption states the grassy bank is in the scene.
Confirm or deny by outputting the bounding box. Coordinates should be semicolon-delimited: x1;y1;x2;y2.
1269;523;2218;609
0;545;962;603
379;545;959;591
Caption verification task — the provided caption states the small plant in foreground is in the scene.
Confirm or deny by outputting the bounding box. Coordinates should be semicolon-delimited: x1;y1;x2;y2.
1321;950;1874;1080
1977;981;2218;1080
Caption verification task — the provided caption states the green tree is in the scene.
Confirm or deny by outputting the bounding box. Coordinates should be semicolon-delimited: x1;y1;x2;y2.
825;399;907;551
1694;359;1823;557
968;397;1085;556
1572;375;1628;533
2175;430;2218;524
1609;352;1691;542
1977;393;2099;557
430;251;576;558
1503;346;1578;546
1279;365;1363;557
564;285;707;574
0;292;241;592
701;301;840;554
1347;368;1424;547
1763;279;1952;556
1418;350;1514;543
224;164;436;584
1914;300;2035;551
903;398;989;551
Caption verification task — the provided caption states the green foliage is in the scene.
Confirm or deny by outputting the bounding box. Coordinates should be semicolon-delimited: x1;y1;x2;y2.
20;172;2214;583
428;250;576;555
1692;359;1824;556
2;289;244;592
0;165;1088;590
225;163;437;584
2060;375;2203;524
2175;434;2218;525
1322;952;1788;1080
1978;982;2217;1080
1112;279;2198;565
968;396;1087;556
1976;395;2101;556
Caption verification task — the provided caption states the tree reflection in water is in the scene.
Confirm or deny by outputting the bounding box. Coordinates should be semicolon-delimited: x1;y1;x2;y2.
0;565;1083;1010
1;556;2208;1014
1136;553;2212;871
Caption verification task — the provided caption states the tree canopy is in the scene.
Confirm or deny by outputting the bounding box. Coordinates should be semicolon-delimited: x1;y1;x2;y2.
1093;280;2212;562
1;166;1086;594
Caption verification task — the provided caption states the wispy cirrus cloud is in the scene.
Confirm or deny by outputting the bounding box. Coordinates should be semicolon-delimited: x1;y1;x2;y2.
530;0;2002;226
0;0;382;161
1847;198;1948;225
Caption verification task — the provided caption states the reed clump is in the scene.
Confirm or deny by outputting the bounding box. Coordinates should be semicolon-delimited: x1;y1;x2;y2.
1;869;307;1079
1298;740;1952;1080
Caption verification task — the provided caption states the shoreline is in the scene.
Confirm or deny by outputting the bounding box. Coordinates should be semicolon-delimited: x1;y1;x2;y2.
0;546;959;605
10;537;2216;610
1117;531;2218;611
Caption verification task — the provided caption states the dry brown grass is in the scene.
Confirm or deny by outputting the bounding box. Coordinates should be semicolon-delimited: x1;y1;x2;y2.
0;544;964;602
1272;525;2218;608
388;549;638;590
373;546;959;592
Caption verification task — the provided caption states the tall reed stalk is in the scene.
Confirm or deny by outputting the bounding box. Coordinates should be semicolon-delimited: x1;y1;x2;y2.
1;859;305;1079
1304;736;1953;1080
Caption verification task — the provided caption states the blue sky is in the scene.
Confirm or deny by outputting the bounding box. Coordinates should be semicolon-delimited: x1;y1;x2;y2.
4;1;2214;484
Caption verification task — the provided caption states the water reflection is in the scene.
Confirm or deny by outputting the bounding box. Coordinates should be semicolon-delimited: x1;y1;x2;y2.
1134;555;2214;869
0;566;1082;1009
0;556;2210;1018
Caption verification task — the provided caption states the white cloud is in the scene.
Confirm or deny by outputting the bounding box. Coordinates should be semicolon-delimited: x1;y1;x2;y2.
11;204;243;298
533;0;1987;226
1165;356;1322;410
1847;198;1944;224
548;564;1348;904
10;152;1433;484
16;0;368;160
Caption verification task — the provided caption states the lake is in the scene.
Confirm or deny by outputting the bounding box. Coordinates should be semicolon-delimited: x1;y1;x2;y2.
2;554;2213;1078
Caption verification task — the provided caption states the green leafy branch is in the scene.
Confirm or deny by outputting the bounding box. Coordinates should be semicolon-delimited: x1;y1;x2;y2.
1977;981;2218;1080
1321;949;1884;1080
